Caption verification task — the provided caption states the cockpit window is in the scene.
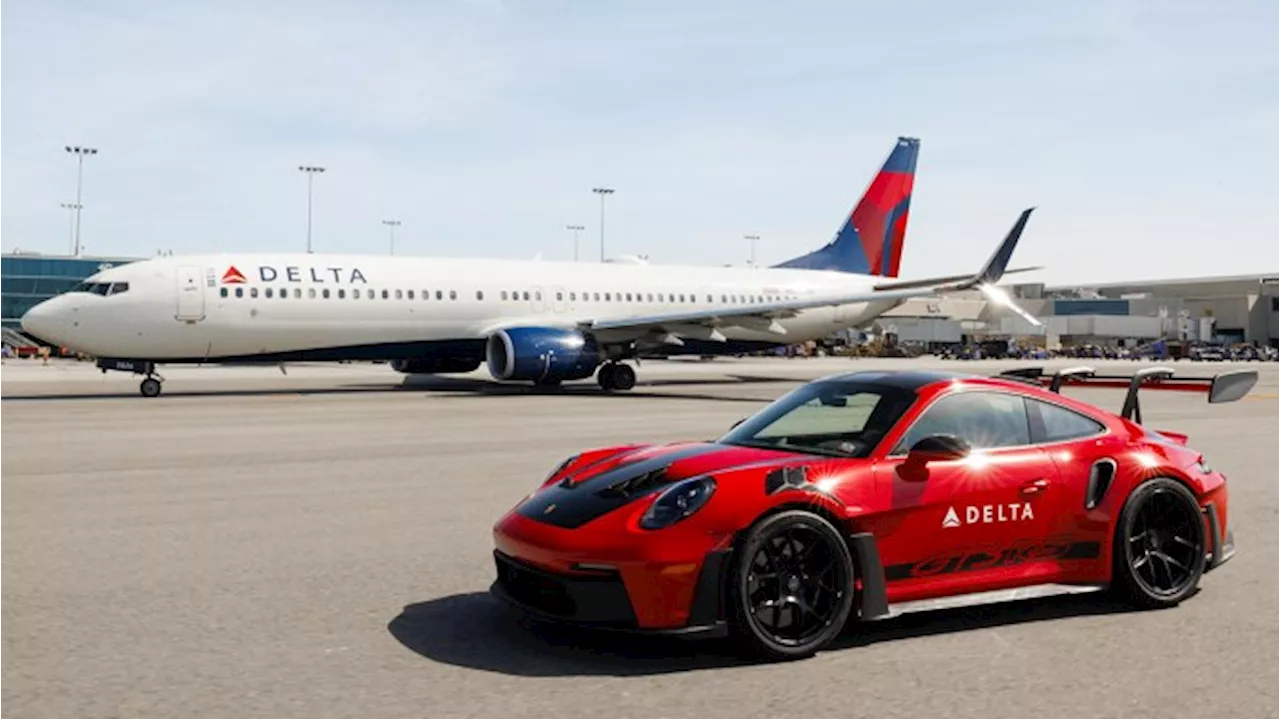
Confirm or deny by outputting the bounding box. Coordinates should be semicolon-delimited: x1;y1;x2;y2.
71;281;113;295
70;278;127;292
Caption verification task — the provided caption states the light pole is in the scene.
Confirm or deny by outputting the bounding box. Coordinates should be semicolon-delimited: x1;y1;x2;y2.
592;187;614;262
299;165;326;253
566;224;585;262
60;202;82;255
382;219;401;255
744;234;760;268
64;145;97;257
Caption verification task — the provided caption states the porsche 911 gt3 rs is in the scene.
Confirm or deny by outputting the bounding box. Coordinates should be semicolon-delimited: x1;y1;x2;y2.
490;365;1257;660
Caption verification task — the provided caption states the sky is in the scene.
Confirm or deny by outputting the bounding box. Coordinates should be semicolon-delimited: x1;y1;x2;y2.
2;0;1277;285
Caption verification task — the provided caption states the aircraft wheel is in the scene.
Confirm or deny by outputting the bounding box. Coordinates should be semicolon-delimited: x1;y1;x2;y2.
596;363;617;391
140;377;163;398
1112;477;1206;608
611;363;636;391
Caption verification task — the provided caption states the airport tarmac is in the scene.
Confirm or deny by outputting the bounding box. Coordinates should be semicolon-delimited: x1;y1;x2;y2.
2;357;1277;719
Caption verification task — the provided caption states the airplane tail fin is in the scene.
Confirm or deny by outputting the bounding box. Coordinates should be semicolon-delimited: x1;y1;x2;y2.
774;137;919;277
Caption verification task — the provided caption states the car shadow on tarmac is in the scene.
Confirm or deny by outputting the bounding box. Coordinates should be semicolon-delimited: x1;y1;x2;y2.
0;374;795;403
387;589;1140;676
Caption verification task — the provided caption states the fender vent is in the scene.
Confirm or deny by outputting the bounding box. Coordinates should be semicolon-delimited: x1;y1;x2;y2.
1085;458;1117;510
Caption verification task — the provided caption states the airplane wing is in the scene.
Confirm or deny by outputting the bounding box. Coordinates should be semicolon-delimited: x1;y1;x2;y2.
583;207;1040;340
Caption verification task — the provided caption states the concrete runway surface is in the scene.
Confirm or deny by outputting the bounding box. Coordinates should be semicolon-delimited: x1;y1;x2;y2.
3;357;1277;719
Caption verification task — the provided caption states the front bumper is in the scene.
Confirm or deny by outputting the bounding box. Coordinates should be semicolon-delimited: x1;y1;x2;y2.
489;547;732;638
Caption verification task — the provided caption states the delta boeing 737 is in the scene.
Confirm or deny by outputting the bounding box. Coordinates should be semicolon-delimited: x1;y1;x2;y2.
21;138;1041;397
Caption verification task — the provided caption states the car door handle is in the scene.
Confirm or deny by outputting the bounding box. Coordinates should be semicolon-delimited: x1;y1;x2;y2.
1020;478;1050;495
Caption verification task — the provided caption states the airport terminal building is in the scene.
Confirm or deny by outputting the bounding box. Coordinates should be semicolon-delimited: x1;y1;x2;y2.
879;273;1279;349
2;252;141;330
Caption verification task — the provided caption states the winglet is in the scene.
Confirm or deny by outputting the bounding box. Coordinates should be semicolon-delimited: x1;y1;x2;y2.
973;207;1034;286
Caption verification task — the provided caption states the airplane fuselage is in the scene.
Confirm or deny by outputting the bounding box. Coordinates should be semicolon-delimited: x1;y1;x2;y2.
22;253;901;364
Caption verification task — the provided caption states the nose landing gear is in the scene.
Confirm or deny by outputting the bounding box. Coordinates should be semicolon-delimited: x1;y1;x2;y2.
139;375;164;398
95;358;165;398
596;362;637;392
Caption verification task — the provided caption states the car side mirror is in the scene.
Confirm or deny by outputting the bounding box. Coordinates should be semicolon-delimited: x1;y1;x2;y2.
907;435;971;464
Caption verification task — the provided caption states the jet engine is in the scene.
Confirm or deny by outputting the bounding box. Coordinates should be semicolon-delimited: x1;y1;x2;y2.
389;357;483;374
485;327;602;384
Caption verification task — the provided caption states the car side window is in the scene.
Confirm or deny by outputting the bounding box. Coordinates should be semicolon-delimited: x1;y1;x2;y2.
1030;399;1105;442
894;392;1031;453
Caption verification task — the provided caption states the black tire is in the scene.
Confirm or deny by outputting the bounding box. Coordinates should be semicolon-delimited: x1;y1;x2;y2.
596;363;616;391
611;363;636;391
1112;477;1206;608
140;378;162;398
729;510;854;661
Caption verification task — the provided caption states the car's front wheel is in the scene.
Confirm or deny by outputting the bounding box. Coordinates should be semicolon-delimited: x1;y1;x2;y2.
1112;477;1207;608
730;510;854;661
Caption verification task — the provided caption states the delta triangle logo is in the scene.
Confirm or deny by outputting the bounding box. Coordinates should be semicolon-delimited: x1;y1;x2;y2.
942;506;961;528
221;266;247;284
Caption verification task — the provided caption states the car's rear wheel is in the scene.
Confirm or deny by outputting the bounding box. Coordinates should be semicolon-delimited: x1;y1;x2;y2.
1112;477;1206;608
730;510;854;661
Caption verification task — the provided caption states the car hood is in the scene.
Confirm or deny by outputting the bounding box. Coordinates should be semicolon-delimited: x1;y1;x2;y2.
516;441;807;529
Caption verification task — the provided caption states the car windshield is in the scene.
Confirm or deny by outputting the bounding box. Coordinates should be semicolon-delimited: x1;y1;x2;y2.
718;381;918;458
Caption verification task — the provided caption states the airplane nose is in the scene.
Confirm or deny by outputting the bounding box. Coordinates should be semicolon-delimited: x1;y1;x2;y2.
21;300;65;345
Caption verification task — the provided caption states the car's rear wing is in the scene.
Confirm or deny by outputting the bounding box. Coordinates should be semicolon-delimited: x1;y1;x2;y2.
997;366;1259;424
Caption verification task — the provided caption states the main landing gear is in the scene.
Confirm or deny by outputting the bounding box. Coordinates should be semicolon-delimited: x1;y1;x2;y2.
96;359;165;398
596;362;637;392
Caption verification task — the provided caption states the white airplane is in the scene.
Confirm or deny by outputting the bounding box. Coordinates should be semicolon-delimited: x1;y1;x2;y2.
21;137;1040;397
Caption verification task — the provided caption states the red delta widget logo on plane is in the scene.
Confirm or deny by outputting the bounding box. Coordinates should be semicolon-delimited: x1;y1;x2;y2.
220;265;369;284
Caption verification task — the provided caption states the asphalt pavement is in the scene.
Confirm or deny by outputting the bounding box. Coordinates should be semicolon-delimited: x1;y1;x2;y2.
3;356;1277;719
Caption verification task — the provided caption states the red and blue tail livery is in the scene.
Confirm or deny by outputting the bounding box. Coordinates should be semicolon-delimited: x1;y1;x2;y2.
776;136;919;277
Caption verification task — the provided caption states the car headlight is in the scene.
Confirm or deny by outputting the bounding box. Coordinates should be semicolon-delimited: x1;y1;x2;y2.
640;476;716;530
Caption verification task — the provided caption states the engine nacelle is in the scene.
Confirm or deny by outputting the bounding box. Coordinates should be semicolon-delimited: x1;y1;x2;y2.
486;327;602;383
390;356;482;374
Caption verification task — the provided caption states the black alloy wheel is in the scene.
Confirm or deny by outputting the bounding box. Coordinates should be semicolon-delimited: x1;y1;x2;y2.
1113;477;1206;608
731;510;854;660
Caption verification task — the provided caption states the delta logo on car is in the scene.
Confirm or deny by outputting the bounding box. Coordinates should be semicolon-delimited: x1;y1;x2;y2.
221;266;247;284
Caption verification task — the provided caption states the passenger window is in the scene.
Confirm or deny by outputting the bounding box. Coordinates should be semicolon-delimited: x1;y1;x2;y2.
477;290;484;300
322;289;330;299
280;288;287;299
593;292;600;301
337;289;345;299
1031;400;1106;443
894;392;1031;454
353;289;361;299
501;291;508;301
308;288;317;299
450;290;457;300
395;289;403;300
265;288;274;298
250;288;259;298
382;290;390;299
437;291;444;300
569;292;576;301
294;289;302;299
408;290;415;300
235;287;244;298
220;287;228;298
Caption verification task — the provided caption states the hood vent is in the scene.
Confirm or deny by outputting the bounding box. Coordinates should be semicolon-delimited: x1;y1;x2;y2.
596;466;672;499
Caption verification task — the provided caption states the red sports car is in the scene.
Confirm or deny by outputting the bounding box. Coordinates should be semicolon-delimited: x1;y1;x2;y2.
491;366;1257;660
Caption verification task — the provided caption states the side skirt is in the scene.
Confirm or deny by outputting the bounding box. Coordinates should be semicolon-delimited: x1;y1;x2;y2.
868;583;1108;621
